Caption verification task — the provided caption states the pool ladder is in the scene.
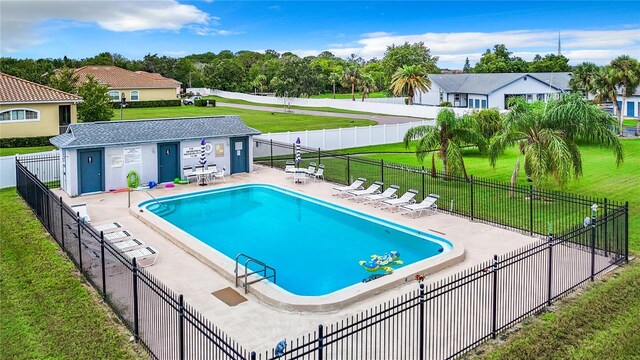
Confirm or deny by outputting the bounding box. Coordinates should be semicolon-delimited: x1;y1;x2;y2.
234;253;277;294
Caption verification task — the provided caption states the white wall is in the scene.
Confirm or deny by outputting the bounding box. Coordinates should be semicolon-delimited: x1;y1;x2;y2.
180;138;231;174
488;76;561;109
256;120;434;151
212;90;469;118
414;83;443;106
104;144;157;191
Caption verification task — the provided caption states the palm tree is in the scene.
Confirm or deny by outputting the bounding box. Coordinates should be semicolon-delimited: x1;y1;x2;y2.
329;72;341;99
592;67;623;130
488;93;623;188
569;62;599;98
609;55;640;135
359;74;378;102
341;66;362;101
253;74;267;94
390;65;431;105
403;108;484;179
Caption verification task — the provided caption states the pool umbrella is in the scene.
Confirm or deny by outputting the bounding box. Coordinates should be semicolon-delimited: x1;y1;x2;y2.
199;138;207;166
295;137;301;168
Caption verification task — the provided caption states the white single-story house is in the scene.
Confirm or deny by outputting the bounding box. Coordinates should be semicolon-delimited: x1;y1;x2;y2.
50;116;260;196
611;85;640;118
414;72;572;110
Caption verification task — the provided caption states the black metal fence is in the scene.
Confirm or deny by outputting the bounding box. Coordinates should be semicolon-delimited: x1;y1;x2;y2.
15;148;629;360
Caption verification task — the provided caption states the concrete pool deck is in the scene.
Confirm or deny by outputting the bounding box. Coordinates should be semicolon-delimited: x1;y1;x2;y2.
53;165;537;351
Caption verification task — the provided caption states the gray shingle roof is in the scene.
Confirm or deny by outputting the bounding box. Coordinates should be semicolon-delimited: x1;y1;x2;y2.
50;116;260;149
429;72;572;95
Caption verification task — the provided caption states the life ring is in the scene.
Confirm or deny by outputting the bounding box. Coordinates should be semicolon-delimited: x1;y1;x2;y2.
127;170;140;188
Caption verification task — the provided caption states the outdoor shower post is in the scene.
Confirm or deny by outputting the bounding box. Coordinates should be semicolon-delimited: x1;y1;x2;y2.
100;231;106;298
132;258;139;341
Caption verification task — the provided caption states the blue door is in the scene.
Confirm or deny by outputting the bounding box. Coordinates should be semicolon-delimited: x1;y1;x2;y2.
78;148;104;194
481;100;487;108
230;137;249;174
157;143;179;183
475;99;480;108
627;101;635;117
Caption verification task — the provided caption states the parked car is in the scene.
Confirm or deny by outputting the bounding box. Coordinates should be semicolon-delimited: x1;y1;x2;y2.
183;96;202;105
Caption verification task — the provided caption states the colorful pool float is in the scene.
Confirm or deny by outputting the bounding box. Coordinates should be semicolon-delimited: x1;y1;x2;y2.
359;251;403;273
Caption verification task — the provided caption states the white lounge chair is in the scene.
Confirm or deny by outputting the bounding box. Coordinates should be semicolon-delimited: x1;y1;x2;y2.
313;164;325;181
363;185;400;206
70;203;91;223
332;178;366;196
380;189;419;212
112;238;144;252
284;161;295;178
93;221;123;233
347;181;383;201
103;230;132;242
124;246;158;267
211;166;226;183
401;194;440;218
183;165;196;183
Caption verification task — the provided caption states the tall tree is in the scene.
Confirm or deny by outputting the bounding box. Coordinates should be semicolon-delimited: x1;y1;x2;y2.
381;42;439;87
403;109;484;178
329;72;342;99
463;58;471;73
341;66;362;101
48;67;79;94
390;65;431;105
609;55;640;135
489;93;623;188
77;76;114;122
359;74;378;102
569;62;599;97
473;44;528;73
528;54;571;72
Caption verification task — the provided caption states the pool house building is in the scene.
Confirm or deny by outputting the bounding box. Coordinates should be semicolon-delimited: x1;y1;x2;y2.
49;116;260;196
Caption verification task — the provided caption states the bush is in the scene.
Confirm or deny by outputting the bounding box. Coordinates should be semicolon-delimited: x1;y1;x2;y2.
0;136;52;148
194;99;215;107
111;100;182;109
439;101;453;107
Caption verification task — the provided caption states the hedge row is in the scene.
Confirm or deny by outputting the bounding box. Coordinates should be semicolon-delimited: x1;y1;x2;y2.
111;99;182;109
0;136;52;148
194;99;216;107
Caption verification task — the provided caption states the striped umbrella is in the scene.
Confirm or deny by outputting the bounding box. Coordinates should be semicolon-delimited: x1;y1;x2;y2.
295;137;301;167
199;138;207;166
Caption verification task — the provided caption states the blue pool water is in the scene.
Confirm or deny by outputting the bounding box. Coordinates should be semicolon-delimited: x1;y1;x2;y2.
142;184;451;296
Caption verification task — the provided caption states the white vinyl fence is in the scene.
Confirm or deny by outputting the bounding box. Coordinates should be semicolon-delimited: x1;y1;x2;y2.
0;150;59;189
256;120;434;151
211;90;470;118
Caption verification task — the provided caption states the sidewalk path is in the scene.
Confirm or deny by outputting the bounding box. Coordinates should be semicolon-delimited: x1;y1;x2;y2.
217;102;427;125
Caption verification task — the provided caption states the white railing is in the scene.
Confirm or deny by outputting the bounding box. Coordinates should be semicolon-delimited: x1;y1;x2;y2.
211;90;470;118
256;120;434;150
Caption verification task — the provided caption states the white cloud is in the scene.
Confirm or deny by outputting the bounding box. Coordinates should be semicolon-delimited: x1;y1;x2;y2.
1;0;211;52
163;50;187;57
283;28;640;68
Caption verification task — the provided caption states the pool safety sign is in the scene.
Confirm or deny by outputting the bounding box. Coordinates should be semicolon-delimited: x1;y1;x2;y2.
123;146;142;164
183;143;213;158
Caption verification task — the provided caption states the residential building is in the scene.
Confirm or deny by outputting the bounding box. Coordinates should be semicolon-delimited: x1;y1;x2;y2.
74;66;181;102
0;73;82;138
414;72;572;110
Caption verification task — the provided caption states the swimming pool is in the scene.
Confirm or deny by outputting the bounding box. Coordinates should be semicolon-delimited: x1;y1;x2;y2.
140;184;453;297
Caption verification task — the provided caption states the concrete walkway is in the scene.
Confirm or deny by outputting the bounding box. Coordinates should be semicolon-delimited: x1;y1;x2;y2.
217;102;425;125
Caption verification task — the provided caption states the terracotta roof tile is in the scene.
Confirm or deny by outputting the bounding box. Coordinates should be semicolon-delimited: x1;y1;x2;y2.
75;66;181;89
0;73;82;103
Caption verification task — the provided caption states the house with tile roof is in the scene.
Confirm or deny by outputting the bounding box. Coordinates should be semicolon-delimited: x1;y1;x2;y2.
50;116;260;196
74;66;181;103
0;72;82;139
414;72;572;110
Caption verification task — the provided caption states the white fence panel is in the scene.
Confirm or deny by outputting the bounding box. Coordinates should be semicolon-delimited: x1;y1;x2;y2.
0;150;59;189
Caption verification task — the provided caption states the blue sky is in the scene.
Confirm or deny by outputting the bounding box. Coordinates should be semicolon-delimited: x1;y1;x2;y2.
2;1;639;68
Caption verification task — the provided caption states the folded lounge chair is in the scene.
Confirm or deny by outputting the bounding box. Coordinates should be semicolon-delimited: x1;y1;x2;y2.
401;194;440;218
70;203;91;223
347;181;383;201
332;178;366;196
93;221;123;233
124;246;158;267
380;189;418;212
113;238;144;252
362;185;400;206
103;230;132;242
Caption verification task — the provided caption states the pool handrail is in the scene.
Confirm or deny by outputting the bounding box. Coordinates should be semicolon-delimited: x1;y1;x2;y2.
234;253;277;294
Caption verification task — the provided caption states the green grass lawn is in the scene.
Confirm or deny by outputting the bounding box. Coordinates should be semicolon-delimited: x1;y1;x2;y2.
624;118;639;127
0;146;56;156
112;105;375;133
310;91;389;99
0;188;147;359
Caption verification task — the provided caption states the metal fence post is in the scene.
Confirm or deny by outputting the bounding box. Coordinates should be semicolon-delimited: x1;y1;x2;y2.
179;294;185;360
346;156;350;184
318;148;321;167
100;231;106;298
419;283;425;360
491;255;499;339
380;159;384;188
529;185;534;236
317;324;324;360
590;214;596;281
421;166;425;201
547;233;553;306
625;202;629;262
132;257;139;341
76;214;83;271
60;197;65;250
270;139;274;168
250;352;257;360
470;175;475;221
603;198;608;257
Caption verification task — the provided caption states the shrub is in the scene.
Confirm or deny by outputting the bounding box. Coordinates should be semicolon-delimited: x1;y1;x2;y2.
111;100;182;109
0;136;52;148
439;101;453;107
194;99;215;107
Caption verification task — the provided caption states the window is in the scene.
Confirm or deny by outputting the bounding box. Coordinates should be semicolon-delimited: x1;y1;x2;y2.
108;91;120;101
468;100;473;108
0;109;40;122
481;100;487;108
454;94;460;101
537;94;545;101
130;90;139;101
439;91;444;103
